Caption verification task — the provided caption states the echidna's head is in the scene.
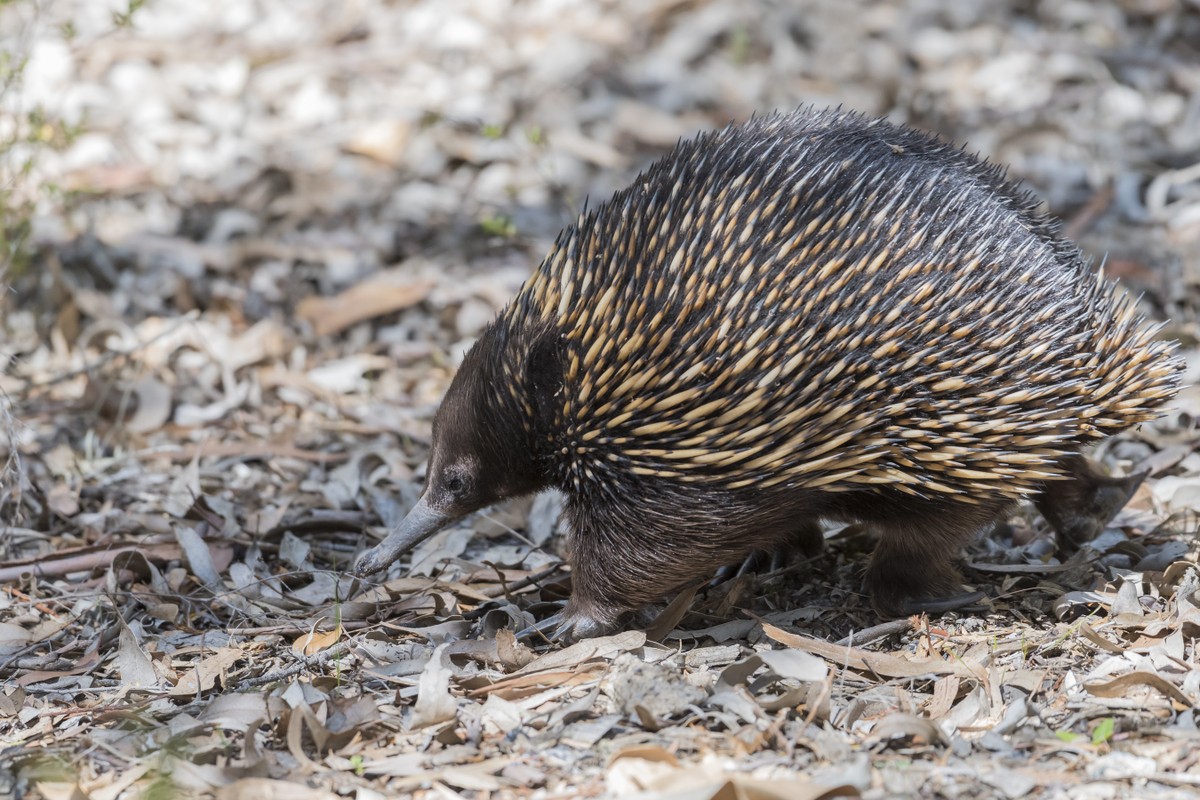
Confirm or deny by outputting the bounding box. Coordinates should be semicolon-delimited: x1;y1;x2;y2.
421;325;551;516
354;315;560;578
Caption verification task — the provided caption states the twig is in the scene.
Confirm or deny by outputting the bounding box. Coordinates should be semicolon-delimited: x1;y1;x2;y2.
1063;183;1114;241
0;543;184;583
233;639;354;691
835;618;914;648
228;621;371;635
479;563;565;599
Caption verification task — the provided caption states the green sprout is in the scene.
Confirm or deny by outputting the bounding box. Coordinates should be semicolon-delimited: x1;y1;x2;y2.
480;214;517;238
1091;717;1115;746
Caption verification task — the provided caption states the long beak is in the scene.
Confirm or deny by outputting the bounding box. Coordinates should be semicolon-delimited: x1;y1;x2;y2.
353;496;459;577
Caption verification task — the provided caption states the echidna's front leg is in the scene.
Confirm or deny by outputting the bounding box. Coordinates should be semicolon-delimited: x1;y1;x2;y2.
550;546;659;641
528;509;729;642
1035;455;1146;553
515;548;640;643
865;535;976;617
790;518;826;559
518;603;621;642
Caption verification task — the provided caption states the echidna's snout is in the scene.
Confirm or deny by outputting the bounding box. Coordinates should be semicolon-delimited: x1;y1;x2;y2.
353;493;457;577
353;454;488;577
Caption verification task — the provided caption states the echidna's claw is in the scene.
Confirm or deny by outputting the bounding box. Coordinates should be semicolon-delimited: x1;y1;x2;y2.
516;604;619;644
711;541;816;587
708;549;771;587
516;610;573;642
894;590;987;616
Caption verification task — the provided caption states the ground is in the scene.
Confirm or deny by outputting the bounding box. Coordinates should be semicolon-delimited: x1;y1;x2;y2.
1;1;1200;798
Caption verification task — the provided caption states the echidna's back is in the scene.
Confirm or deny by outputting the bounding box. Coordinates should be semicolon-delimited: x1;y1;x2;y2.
515;108;1180;499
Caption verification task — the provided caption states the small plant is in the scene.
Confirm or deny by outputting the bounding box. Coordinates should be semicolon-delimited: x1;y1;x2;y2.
139;768;180;800
0;0;134;285
480;214;517;239
0;0;40;531
1091;717;1116;746
0;0;142;531
1054;717;1116;747
111;0;146;28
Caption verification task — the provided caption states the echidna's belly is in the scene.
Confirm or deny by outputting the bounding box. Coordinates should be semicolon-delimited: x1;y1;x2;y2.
520;109;1178;500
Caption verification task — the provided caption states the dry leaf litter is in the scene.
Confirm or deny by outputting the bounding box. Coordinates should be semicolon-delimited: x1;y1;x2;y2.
1;0;1199;798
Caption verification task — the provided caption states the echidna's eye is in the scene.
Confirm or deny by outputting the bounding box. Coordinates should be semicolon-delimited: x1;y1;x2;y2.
444;474;465;495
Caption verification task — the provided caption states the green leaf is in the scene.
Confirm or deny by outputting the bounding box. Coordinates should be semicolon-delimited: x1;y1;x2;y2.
1092;717;1115;746
1055;730;1081;743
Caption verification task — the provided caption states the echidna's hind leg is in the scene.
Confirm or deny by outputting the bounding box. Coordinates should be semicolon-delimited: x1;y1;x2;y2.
1035;454;1146;553
861;498;1006;618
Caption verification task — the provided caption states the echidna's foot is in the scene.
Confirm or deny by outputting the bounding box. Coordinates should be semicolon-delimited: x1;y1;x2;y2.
857;497;1009;619
711;520;825;585
709;549;778;586
515;609;576;642
516;603;637;643
1036;455;1147;553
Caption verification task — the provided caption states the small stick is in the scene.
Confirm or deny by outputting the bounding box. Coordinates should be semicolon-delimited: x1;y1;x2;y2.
479;563;565;599
835;617;914;648
1063;183;1114;241
233;640;354;691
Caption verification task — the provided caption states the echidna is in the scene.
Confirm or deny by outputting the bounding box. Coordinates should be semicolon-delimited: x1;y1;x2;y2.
355;108;1181;639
